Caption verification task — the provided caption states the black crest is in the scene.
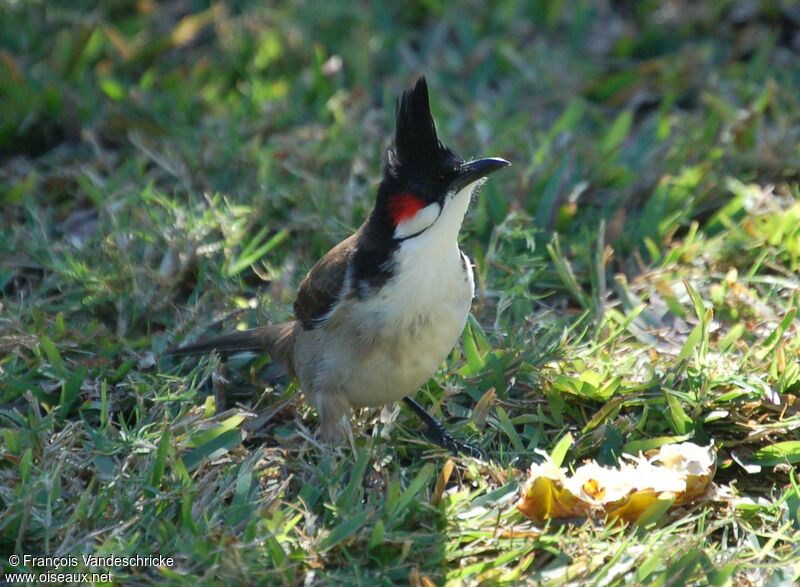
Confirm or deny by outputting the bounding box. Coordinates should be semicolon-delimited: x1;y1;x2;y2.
386;76;462;179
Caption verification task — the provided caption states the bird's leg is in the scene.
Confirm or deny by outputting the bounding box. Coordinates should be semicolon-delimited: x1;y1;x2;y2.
402;397;486;459
316;391;352;444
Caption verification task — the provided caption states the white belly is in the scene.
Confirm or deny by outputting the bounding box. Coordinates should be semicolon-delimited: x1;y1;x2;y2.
308;244;474;408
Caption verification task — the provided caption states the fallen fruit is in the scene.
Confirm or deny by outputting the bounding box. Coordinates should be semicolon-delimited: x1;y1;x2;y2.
516;442;716;524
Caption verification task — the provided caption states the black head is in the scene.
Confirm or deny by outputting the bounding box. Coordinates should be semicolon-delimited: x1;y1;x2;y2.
372;77;509;235
380;77;462;216
353;77;509;292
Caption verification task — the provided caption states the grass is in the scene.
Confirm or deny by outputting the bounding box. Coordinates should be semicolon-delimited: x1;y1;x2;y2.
2;0;800;584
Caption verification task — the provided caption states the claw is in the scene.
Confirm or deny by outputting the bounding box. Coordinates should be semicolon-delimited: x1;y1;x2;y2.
403;396;486;460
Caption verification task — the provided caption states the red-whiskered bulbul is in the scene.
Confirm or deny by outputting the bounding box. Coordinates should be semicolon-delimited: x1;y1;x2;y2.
168;77;509;456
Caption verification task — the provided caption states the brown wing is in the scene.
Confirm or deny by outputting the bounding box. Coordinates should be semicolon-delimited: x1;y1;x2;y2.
294;233;357;330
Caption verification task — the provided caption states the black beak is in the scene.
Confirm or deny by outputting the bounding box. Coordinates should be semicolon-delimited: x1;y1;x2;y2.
450;157;511;194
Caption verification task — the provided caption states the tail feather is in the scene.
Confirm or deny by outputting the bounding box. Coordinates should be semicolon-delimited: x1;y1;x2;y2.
165;322;295;372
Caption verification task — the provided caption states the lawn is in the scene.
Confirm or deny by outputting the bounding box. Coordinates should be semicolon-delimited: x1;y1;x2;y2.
2;0;799;584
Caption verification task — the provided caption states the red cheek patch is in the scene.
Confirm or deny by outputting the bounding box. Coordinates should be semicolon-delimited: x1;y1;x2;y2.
388;192;425;225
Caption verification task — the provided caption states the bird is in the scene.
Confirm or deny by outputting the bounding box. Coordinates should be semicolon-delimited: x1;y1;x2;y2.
167;76;509;455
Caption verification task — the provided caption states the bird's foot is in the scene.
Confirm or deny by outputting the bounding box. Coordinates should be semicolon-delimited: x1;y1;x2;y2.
403;397;486;460
423;421;487;460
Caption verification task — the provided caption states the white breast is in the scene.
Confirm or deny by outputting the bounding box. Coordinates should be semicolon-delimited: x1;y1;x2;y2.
325;182;478;407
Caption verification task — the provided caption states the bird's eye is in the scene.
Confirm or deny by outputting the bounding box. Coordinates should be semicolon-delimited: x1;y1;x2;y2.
410;180;431;197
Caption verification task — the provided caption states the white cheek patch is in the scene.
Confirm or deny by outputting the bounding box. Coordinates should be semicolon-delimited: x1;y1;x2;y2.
393;202;441;239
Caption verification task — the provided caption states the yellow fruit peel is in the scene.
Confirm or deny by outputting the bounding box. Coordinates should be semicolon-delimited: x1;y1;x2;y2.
516;442;715;523
515;461;585;520
652;442;717;505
